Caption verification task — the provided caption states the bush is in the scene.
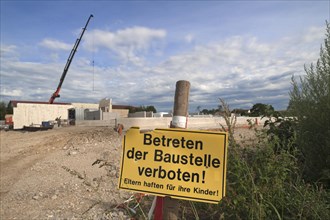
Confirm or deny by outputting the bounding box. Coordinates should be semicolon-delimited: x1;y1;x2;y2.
219;138;329;220
289;22;330;187
263;112;298;154
187;129;330;220
176;99;329;219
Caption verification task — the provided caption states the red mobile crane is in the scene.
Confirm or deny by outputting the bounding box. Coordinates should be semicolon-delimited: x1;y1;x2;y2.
49;14;93;104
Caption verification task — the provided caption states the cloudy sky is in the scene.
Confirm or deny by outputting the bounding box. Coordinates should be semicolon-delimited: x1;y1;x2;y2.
1;1;329;112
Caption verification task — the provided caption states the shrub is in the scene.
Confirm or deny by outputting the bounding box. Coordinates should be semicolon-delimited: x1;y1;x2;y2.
289;22;330;187
199;130;330;220
184;99;330;219
263;112;298;154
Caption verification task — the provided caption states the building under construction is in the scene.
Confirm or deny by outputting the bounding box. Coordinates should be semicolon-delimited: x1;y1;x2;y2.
9;98;129;130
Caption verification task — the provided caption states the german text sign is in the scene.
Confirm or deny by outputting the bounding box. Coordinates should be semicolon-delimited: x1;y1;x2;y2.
119;127;228;204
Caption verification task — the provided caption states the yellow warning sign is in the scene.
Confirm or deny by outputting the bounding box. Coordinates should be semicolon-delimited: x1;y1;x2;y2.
118;127;228;204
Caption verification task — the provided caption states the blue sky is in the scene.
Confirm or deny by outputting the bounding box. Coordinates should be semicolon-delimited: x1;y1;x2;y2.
1;1;329;112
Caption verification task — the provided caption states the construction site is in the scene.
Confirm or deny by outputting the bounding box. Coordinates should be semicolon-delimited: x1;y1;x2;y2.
0;14;264;219
2;15;123;132
7;98;127;130
0;119;260;219
1;14;263;132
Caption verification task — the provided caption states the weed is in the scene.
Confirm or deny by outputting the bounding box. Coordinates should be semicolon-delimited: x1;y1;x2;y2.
218;98;237;147
179;99;330;219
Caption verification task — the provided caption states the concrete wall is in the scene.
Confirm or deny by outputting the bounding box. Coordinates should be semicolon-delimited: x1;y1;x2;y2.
71;103;99;109
12;102;266;131
99;98;112;112
85;110;101;120
154;112;171;117
84;110;118;120
75;120;116;127
73;108;86;120
128;111;154;118
187;117;265;129
128;111;146;118
13;103;72;129
146;111;153;117
117;117;171;130
117;116;266;130
112;109;129;118
102;112;118;120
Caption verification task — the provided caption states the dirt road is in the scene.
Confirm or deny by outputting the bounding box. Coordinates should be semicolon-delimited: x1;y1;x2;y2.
0;125;258;219
0;126;132;219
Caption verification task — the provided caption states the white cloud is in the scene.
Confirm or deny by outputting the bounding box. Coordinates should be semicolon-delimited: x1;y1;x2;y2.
303;26;324;43
0;23;325;111
49;53;59;61
39;39;72;51
0;44;17;55
185;34;194;43
0;88;23;97
0;44;19;60
83;26;166;65
136;30;322;110
246;37;271;53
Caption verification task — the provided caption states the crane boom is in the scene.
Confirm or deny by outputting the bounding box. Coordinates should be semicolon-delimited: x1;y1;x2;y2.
49;14;93;104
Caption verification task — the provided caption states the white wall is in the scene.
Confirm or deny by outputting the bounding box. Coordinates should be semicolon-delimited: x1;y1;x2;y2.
71;103;99;109
75;120;115;127
112;109;129;118
99;98;112;112
128;111;147;117
117;117;266;130
117;117;171;130
13;103;73;129
102;112;118;120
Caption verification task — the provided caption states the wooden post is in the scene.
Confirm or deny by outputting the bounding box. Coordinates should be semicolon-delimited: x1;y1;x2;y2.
171;80;190;129
160;80;190;220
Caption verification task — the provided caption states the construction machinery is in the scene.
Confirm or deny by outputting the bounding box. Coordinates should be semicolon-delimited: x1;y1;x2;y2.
49;14;93;104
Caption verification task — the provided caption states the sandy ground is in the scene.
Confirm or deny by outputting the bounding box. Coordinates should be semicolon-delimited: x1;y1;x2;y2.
0;125;258;220
0;126;133;219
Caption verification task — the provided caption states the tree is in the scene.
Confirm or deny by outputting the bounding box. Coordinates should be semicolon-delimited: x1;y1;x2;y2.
201;108;208;115
196;105;202;114
199;108;217;115
0;102;12;120
0;102;6;120
129;105;157;113
231;108;249;116
249;103;275;117
145;105;157;113
289;22;330;187
7;103;13;115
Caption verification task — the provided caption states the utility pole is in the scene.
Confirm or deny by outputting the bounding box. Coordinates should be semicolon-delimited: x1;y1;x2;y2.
155;80;190;220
